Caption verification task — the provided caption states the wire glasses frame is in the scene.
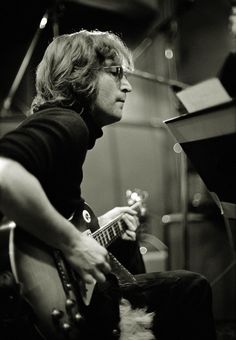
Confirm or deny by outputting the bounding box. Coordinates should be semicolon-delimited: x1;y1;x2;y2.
102;65;131;80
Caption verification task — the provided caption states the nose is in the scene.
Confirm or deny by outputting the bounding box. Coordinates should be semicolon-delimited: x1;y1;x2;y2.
120;76;132;93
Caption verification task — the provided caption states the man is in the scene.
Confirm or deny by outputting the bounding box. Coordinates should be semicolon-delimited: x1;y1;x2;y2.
0;29;216;339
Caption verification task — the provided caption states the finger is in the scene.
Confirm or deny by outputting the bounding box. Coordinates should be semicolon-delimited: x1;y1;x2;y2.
134;215;140;226
126;212;139;223
90;269;107;283
131;215;140;228
118;206;138;216
123;214;138;230
82;273;97;285
124;230;136;240
98;259;111;274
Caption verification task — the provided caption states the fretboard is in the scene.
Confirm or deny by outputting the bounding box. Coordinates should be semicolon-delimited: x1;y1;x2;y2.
92;200;142;248
92;216;126;248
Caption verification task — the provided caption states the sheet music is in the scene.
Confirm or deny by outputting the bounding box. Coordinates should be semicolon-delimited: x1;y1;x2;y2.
176;77;233;113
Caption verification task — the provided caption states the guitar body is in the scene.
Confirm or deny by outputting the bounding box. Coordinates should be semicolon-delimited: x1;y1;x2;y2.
0;190;147;340
14;231;83;339
2;204;100;340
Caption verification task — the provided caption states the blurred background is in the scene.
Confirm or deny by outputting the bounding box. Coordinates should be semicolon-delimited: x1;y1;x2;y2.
0;0;235;338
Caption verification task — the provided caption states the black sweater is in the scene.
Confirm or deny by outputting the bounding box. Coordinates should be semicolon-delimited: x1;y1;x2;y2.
0;107;102;218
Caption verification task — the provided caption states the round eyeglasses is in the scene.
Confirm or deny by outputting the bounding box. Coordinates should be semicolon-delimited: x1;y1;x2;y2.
103;65;131;80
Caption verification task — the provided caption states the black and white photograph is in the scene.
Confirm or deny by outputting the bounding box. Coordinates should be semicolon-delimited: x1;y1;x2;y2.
0;0;235;339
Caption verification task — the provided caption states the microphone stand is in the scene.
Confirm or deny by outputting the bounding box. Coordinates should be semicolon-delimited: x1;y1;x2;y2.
130;68;188;91
0;11;49;117
130;4;191;270
0;1;62;118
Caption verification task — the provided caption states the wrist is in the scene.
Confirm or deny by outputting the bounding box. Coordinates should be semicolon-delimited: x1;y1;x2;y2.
54;221;82;253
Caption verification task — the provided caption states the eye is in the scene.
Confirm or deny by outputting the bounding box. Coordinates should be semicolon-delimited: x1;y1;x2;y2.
110;66;122;78
103;66;123;80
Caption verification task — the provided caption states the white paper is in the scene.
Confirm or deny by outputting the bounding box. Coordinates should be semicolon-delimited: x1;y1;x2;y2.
176;78;232;113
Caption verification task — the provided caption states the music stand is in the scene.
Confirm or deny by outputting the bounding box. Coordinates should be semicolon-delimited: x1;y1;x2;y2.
164;100;236;284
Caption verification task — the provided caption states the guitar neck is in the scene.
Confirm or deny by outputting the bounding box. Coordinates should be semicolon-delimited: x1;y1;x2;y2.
92;201;141;248
93;217;126;248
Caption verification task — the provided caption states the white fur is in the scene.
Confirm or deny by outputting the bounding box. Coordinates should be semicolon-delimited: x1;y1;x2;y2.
119;298;156;340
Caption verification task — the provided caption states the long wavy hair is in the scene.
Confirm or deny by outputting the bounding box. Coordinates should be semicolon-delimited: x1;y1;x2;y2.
31;29;133;114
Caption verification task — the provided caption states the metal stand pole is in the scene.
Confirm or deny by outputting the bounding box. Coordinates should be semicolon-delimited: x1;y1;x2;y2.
1;11;49;117
180;151;189;269
0;0;63;117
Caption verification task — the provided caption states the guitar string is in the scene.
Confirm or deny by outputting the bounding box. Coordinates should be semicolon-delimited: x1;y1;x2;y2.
94;219;125;247
92;199;142;243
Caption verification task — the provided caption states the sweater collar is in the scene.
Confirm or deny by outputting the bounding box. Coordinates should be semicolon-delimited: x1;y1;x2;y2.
81;112;103;149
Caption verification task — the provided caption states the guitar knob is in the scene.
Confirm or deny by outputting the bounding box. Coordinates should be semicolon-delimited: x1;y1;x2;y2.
66;298;77;317
51;308;64;321
112;328;120;338
66;298;76;309
74;312;84;324
62;322;72;333
66;283;72;290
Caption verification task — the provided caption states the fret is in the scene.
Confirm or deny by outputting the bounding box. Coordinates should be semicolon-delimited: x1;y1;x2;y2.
96;234;104;247
110;222;120;235
108;226;115;239
105;226;117;246
105;229;111;242
92;195;145;249
78;190;146;249
109;223;121;240
96;233;106;247
92;217;124;248
114;223;121;236
101;234;107;246
103;231;107;244
95;234;100;245
117;220;123;232
110;225;118;238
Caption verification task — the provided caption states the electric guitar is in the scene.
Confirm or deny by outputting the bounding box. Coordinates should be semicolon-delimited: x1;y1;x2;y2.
0;189;148;340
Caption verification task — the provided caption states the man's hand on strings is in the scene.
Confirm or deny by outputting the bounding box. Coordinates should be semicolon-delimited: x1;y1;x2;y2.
98;206;139;241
